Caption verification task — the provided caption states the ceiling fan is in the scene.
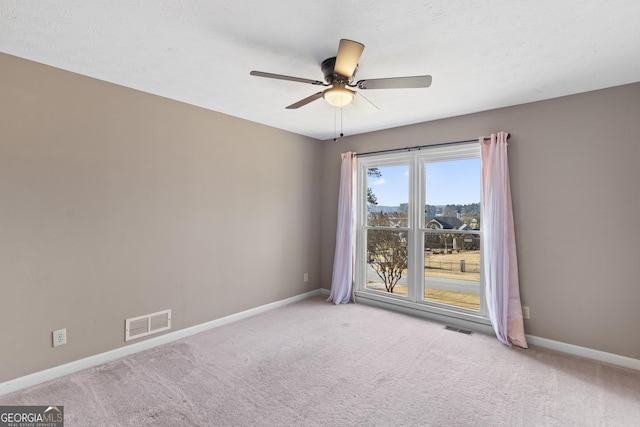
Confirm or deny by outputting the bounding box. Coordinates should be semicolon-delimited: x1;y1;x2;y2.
250;39;432;112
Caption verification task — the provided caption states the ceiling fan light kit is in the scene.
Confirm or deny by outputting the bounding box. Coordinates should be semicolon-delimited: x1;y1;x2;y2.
323;86;355;107
250;39;432;111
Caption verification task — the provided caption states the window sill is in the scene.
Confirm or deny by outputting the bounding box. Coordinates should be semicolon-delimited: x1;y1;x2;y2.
354;289;493;333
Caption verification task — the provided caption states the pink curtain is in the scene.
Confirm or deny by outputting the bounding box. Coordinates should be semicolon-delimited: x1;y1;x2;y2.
480;133;528;348
328;151;356;304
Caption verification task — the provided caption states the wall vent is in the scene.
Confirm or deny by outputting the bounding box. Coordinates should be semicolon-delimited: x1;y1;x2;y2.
445;325;474;335
125;309;171;342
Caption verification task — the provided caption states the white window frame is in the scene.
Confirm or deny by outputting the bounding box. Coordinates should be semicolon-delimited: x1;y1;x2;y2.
354;143;490;326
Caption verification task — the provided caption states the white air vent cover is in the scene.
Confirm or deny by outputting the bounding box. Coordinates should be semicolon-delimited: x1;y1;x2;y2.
125;309;171;341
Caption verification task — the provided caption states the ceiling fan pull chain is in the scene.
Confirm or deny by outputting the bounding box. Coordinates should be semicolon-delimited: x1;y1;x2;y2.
333;107;345;141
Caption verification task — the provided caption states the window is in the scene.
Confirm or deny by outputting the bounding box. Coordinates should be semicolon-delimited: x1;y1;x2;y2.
355;143;487;323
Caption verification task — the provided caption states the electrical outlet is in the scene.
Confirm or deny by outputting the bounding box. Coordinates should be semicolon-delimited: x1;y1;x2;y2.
522;306;530;320
304;273;309;282
53;328;67;347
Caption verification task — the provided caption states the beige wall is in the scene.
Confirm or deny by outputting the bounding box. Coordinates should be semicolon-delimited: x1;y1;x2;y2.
3;51;640;383
0;54;323;382
320;82;640;359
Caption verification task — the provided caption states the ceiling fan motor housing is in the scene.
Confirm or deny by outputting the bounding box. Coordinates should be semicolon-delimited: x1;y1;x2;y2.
321;57;356;84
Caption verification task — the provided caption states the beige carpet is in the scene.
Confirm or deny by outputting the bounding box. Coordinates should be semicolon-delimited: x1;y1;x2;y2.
2;295;639;426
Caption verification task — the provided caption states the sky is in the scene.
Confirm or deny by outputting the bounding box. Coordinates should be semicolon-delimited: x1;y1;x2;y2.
368;158;481;207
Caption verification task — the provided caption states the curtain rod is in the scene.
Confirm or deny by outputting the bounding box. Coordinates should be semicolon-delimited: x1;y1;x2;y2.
354;133;510;157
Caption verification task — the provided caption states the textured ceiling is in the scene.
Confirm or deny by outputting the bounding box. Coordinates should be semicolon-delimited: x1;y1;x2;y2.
2;1;640;140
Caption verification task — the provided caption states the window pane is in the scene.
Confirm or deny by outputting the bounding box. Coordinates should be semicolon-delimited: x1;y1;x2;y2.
422;157;481;310
423;231;480;310
424;158;481;230
366;229;408;296
366;165;409;228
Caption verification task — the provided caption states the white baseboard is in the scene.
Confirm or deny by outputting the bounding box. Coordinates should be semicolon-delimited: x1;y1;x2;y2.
0;289;325;397
525;334;640;371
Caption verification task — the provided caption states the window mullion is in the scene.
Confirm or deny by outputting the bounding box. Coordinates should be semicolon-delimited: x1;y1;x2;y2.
409;156;422;303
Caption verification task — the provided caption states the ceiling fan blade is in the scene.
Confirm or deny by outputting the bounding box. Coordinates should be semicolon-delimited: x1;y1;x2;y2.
357;75;432;90
250;71;325;86
286;92;323;109
351;92;379;113
334;39;365;78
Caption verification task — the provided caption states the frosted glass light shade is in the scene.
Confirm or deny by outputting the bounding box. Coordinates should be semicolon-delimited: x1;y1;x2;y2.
323;87;355;107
